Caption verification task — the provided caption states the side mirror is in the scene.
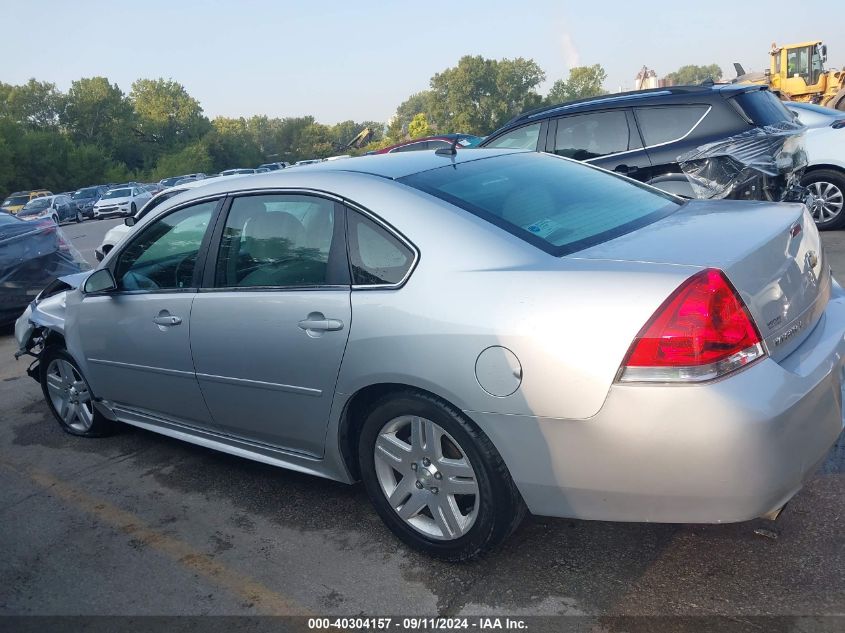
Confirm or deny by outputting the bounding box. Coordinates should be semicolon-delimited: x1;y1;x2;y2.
83;268;117;294
124;216;136;227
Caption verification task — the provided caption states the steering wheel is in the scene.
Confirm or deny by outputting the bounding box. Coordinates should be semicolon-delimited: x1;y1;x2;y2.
174;254;195;288
121;271;159;290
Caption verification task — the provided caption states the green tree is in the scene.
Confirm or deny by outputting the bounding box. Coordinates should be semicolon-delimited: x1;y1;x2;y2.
408;113;432;138
395;91;436;132
62;77;134;152
152;140;213;180
0;79;64;129
130;78;209;149
547;64;608;104
428;56;546;135
664;64;722;86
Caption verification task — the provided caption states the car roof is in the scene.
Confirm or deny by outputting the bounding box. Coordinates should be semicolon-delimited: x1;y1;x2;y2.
503;83;765;128
157;150;524;199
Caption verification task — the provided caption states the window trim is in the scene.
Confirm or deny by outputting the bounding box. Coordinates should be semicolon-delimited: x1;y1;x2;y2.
100;194;226;296
344;202;420;290
200;190;351;292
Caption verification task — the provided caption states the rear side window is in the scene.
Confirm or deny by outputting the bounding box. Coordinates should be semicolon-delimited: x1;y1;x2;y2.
399;152;679;257
553;111;635;160
732;90;793;126
484;122;542;150
635;105;709;146
347;211;414;286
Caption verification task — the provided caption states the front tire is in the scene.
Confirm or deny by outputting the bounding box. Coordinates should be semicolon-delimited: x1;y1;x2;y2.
130;203;137;216
358;390;525;561
76;210;83;223
40;347;114;437
803;169;845;230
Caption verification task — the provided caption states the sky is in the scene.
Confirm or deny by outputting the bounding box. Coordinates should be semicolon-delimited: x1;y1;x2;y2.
4;0;843;125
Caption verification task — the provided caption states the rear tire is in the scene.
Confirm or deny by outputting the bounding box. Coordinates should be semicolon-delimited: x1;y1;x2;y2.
358;390;526;561
40;347;114;437
803;169;845;230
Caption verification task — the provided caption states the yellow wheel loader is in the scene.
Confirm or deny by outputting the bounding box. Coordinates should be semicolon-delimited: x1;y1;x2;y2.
734;41;845;111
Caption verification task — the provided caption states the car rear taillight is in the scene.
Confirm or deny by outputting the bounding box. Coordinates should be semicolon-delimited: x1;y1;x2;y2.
618;269;765;383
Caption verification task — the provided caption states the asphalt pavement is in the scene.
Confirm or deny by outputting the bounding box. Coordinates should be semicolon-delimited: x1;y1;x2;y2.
0;219;842;624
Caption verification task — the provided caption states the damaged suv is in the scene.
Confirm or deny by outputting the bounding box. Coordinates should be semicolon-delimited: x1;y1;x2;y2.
481;84;808;208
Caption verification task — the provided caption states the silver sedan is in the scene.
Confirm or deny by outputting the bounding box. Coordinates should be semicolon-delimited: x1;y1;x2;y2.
15;149;845;560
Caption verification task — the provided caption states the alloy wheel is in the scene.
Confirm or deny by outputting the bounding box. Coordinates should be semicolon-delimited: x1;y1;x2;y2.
808;180;844;224
373;415;479;541
45;358;94;433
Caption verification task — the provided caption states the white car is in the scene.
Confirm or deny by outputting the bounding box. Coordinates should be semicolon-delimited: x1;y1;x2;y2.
92;186;152;219
788;104;845;230
94;179;231;261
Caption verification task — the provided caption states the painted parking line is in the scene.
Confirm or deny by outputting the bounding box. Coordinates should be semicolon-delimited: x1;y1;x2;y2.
1;459;311;616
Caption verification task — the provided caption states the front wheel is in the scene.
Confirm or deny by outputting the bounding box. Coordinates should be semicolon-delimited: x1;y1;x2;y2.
803;169;845;230
76;210;83;223
40;347;114;437
358;390;525;561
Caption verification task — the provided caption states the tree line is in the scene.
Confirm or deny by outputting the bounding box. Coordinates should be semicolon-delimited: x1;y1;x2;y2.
0;59;720;199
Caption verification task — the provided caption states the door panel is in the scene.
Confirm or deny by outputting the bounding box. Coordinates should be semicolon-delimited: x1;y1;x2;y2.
78;293;210;425
189;193;351;456
190;290;351;455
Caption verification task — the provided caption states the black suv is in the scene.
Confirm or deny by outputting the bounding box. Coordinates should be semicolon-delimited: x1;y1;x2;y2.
480;84;805;203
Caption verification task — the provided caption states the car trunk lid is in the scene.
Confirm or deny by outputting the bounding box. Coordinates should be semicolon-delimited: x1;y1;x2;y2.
573;199;829;362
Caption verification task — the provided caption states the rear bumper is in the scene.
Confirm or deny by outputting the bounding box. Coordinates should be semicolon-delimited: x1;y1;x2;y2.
470;281;845;523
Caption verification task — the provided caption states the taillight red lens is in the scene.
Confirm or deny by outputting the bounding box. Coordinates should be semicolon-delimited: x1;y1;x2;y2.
624;269;762;369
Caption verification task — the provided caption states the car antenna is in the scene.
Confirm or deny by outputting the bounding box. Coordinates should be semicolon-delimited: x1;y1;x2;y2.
435;137;460;157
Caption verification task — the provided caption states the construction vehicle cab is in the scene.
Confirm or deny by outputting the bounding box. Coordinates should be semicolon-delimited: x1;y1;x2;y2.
764;41;845;111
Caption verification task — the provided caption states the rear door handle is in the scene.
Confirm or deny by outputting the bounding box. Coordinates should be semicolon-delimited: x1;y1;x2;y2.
298;312;344;333
153;313;182;326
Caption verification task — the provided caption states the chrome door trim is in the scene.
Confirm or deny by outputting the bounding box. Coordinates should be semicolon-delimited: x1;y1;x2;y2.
195;372;322;396
88;357;195;378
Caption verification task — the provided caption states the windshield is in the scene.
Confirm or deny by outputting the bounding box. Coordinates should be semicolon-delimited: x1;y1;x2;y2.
102;188;131;199
22;198;50;211
72;187;100;199
399;152;680;256
3;195;30;207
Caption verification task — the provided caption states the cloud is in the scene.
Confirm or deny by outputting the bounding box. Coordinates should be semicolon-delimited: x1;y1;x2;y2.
559;32;581;69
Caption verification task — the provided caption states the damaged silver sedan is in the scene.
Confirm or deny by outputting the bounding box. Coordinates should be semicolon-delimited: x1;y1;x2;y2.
15;149;845;560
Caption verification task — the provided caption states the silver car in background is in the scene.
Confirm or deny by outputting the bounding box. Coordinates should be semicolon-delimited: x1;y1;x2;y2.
15;149;845;560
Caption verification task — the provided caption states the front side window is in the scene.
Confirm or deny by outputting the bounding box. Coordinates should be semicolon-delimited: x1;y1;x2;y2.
635;105;709;146
399;152;679;256
347;211;414;285
114;201;216;291
484;122;542;150
553;111;632;160
215;194;338;288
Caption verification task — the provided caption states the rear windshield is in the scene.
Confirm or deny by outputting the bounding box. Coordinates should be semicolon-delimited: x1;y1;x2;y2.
732;90;793;127
399;152;680;256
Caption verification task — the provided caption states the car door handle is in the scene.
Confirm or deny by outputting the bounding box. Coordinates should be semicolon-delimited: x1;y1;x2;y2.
153;314;182;326
298;313;344;332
